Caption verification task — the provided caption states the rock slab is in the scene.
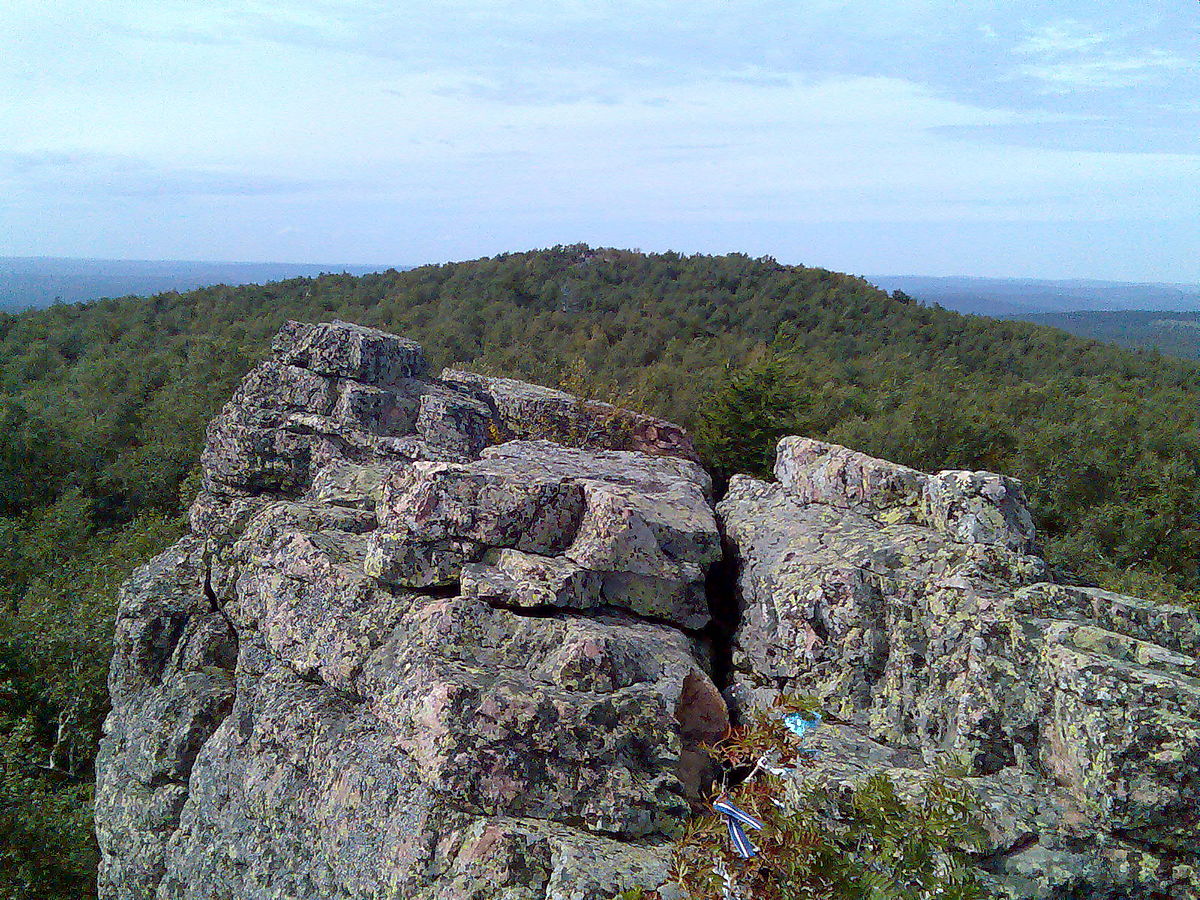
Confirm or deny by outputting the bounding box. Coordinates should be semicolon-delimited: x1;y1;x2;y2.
721;438;1200;899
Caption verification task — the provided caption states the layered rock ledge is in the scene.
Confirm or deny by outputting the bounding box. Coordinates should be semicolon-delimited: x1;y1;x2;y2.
96;321;1200;900
721;438;1200;898
97;321;725;900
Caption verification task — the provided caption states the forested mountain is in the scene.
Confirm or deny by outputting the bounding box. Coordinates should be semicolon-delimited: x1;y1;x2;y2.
1022;309;1200;360
2;245;1200;897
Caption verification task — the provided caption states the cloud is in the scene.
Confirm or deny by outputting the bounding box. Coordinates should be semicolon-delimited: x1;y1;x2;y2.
6;70;1194;226
0;150;109;175
1014;20;1193;92
346;71;1200;230
1;1;1197;279
1020;50;1190;91
930;120;1197;155
1015;22;1111;56
424;76;625;107
0;151;324;198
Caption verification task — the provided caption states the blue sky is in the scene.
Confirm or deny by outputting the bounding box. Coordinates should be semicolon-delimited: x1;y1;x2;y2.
1;1;1196;280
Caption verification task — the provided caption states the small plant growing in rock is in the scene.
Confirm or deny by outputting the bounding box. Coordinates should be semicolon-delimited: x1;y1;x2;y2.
645;700;991;900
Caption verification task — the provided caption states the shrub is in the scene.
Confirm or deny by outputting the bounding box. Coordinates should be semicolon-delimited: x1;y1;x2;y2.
655;702;991;900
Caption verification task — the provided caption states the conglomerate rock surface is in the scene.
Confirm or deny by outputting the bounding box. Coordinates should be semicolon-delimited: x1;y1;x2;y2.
721;437;1200;899
96;321;1200;900
96;321;725;900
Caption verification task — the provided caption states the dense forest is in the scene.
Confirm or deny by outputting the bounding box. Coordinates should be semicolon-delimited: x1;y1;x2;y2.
1023;309;1200;360
2;245;1199;897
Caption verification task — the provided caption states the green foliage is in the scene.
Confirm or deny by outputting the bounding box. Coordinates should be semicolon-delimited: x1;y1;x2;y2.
666;707;990;900
0;712;98;898
699;339;1200;609
2;245;1198;604
697;351;864;490
697;354;808;486
0;501;182;899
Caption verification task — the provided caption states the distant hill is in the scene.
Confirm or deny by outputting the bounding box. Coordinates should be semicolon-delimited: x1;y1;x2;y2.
1022;309;1200;360
3;246;1198;589
869;275;1200;317
0;257;400;311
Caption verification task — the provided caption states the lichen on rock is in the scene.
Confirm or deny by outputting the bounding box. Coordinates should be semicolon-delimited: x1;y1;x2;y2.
96;321;725;900
720;438;1200;899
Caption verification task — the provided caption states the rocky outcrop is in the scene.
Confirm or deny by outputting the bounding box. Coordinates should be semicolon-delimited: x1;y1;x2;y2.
96;321;726;900
721;438;1200;899
96;322;1199;900
440;370;700;462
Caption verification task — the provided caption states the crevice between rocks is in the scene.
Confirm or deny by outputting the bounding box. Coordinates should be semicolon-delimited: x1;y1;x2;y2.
477;592;716;639
410;581;463;599
976;833;1039;867
403;567;742;651
1111;828;1192;863
704;535;742;697
407;532;748;723
201;552;238;640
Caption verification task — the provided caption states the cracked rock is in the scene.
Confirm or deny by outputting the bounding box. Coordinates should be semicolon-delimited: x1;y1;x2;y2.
97;323;1198;900
97;321;724;900
721;438;1200;899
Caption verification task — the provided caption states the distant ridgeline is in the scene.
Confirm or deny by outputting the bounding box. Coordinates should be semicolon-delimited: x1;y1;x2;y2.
0;245;1199;897
1022;309;1200;360
871;274;1200;316
870;274;1200;360
0;256;396;311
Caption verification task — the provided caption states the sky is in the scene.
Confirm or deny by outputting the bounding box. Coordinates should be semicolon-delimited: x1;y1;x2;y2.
0;1;1196;280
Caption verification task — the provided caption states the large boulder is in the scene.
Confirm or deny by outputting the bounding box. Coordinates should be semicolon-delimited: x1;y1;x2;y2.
369;441;720;629
94;538;237;899
720;438;1200;898
96;321;724;900
773;436;1036;551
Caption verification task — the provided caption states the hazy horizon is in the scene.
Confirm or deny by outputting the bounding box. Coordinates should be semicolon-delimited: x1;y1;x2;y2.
0;253;401;269
5;253;1200;288
2;2;1196;282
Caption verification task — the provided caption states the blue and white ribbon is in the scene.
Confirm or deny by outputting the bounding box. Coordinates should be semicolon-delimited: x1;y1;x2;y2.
714;798;765;831
724;818;756;859
713;798;763;859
